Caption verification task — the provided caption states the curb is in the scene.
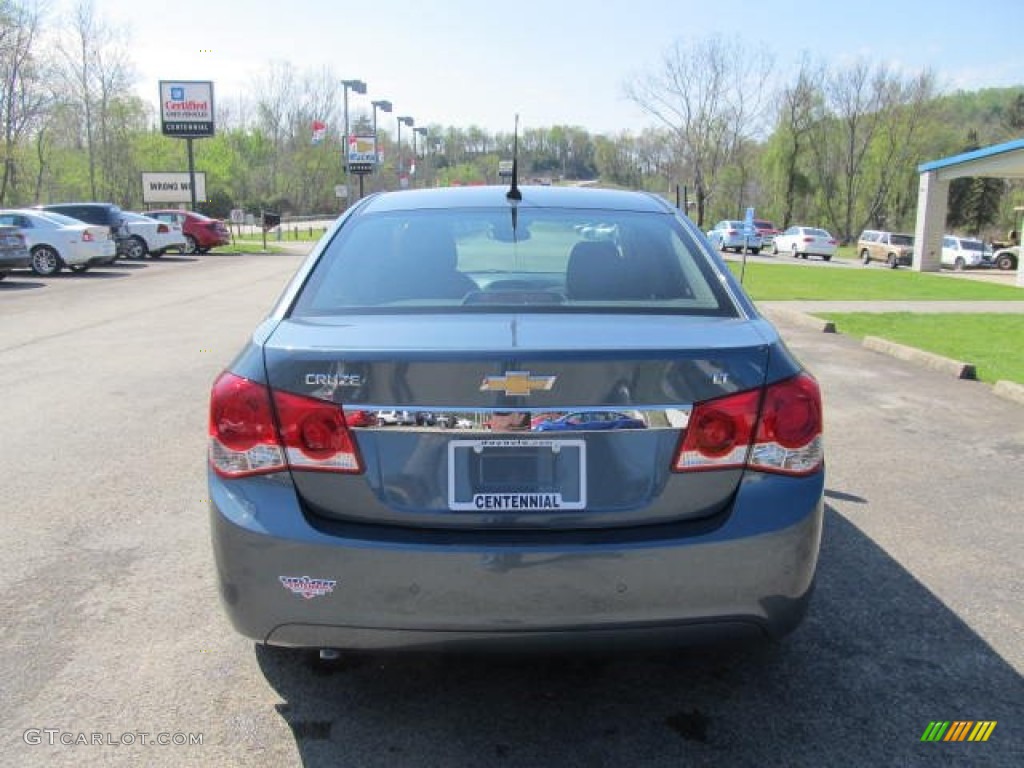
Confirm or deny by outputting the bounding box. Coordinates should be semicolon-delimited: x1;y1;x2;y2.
862;336;976;380
993;380;1024;405
760;307;836;333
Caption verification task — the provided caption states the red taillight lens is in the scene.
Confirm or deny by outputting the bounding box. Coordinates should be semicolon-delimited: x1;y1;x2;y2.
272;390;362;472
209;373;285;477
674;390;760;471
82;231;94;242
674;374;823;476
802;236;814;243
209;373;363;477
157;223;169;233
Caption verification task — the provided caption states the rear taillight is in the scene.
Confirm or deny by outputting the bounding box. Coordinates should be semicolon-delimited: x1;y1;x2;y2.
82;231;94;242
157;223;169;233
209;372;362;478
209;373;286;477
802;236;814;243
272;389;362;473
674;373;823;476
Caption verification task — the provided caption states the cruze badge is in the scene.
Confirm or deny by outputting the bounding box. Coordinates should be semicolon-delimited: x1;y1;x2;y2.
305;373;363;387
480;371;556;396
279;576;336;599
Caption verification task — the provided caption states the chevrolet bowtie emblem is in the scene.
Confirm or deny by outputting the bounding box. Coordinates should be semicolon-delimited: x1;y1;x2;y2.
480;371;556;396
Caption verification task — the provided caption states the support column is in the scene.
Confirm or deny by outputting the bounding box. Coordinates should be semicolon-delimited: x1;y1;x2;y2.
1017;209;1024;288
912;170;948;273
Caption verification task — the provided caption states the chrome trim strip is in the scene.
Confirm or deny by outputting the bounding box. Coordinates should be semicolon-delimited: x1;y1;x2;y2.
345;406;692;432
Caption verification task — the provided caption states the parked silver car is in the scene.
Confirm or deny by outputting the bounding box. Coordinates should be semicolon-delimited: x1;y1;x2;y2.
208;185;825;656
706;220;763;254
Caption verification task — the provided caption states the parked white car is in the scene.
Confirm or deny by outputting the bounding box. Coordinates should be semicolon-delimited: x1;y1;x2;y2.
122;211;187;259
0;208;117;276
773;226;838;261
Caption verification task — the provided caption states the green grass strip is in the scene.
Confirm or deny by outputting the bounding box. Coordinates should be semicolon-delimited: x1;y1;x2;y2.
818;313;1024;384
728;262;1024;301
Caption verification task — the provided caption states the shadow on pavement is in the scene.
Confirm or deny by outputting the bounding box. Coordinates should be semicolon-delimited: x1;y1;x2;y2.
256;507;1021;767
62;269;131;279
0;277;46;290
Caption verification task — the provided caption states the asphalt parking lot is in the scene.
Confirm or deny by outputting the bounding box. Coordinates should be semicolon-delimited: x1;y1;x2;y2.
1;253;1021;767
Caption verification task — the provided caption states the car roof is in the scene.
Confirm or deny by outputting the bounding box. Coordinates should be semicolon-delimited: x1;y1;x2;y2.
357;185;675;214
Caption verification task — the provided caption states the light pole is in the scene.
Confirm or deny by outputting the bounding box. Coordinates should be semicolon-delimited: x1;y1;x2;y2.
413;126;427;188
341;79;366;206
370;100;392;178
397;116;414;188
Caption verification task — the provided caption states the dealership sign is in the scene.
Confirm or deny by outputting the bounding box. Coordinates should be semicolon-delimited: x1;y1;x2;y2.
347;135;378;173
159;81;215;137
141;172;207;203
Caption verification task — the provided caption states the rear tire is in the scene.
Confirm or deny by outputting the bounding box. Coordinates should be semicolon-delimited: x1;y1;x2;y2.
886;254;898;269
823;254;832;262
31;245;62;276
996;253;1016;271
954;256;965;271
183;234;198;255
125;235;147;260
861;249;871;264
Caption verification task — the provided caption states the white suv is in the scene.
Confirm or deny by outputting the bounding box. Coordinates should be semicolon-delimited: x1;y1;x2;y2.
941;235;990;271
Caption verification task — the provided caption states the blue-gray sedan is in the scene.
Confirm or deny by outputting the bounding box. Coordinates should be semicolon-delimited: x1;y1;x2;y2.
209;185;824;654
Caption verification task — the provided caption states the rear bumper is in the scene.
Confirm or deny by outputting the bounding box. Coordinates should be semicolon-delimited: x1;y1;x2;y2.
210;469;824;651
0;252;31;270
198;233;230;248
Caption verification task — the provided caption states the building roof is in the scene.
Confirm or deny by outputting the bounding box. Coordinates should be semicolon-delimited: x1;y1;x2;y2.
918;137;1024;179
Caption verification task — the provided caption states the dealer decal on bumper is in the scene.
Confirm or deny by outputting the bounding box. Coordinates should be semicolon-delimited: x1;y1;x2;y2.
279;576;337;599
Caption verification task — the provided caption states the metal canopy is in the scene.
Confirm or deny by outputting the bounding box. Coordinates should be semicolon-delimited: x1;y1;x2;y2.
918;137;1024;180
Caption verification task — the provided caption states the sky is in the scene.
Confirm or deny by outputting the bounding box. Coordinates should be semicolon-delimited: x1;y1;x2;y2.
69;0;1024;137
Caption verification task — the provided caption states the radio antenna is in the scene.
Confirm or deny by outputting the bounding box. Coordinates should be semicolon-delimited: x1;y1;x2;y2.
506;114;521;201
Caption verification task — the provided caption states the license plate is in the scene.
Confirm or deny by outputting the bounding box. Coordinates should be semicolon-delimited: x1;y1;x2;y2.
447;439;586;511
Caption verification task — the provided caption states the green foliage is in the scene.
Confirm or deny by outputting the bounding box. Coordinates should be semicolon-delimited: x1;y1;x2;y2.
947;130;1006;234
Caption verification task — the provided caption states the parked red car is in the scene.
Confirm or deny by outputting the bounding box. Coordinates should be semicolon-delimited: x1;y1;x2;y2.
754;219;780;248
146;209;230;254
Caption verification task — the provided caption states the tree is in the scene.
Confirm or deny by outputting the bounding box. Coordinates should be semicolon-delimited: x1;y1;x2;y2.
0;0;48;204
947;130;1005;234
54;0;135;202
767;58;823;228
625;36;773;226
806;62;937;242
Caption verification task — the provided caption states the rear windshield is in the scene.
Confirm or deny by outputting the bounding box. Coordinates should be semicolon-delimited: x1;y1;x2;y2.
960;240;984;252
291;208;737;317
890;234;914;246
